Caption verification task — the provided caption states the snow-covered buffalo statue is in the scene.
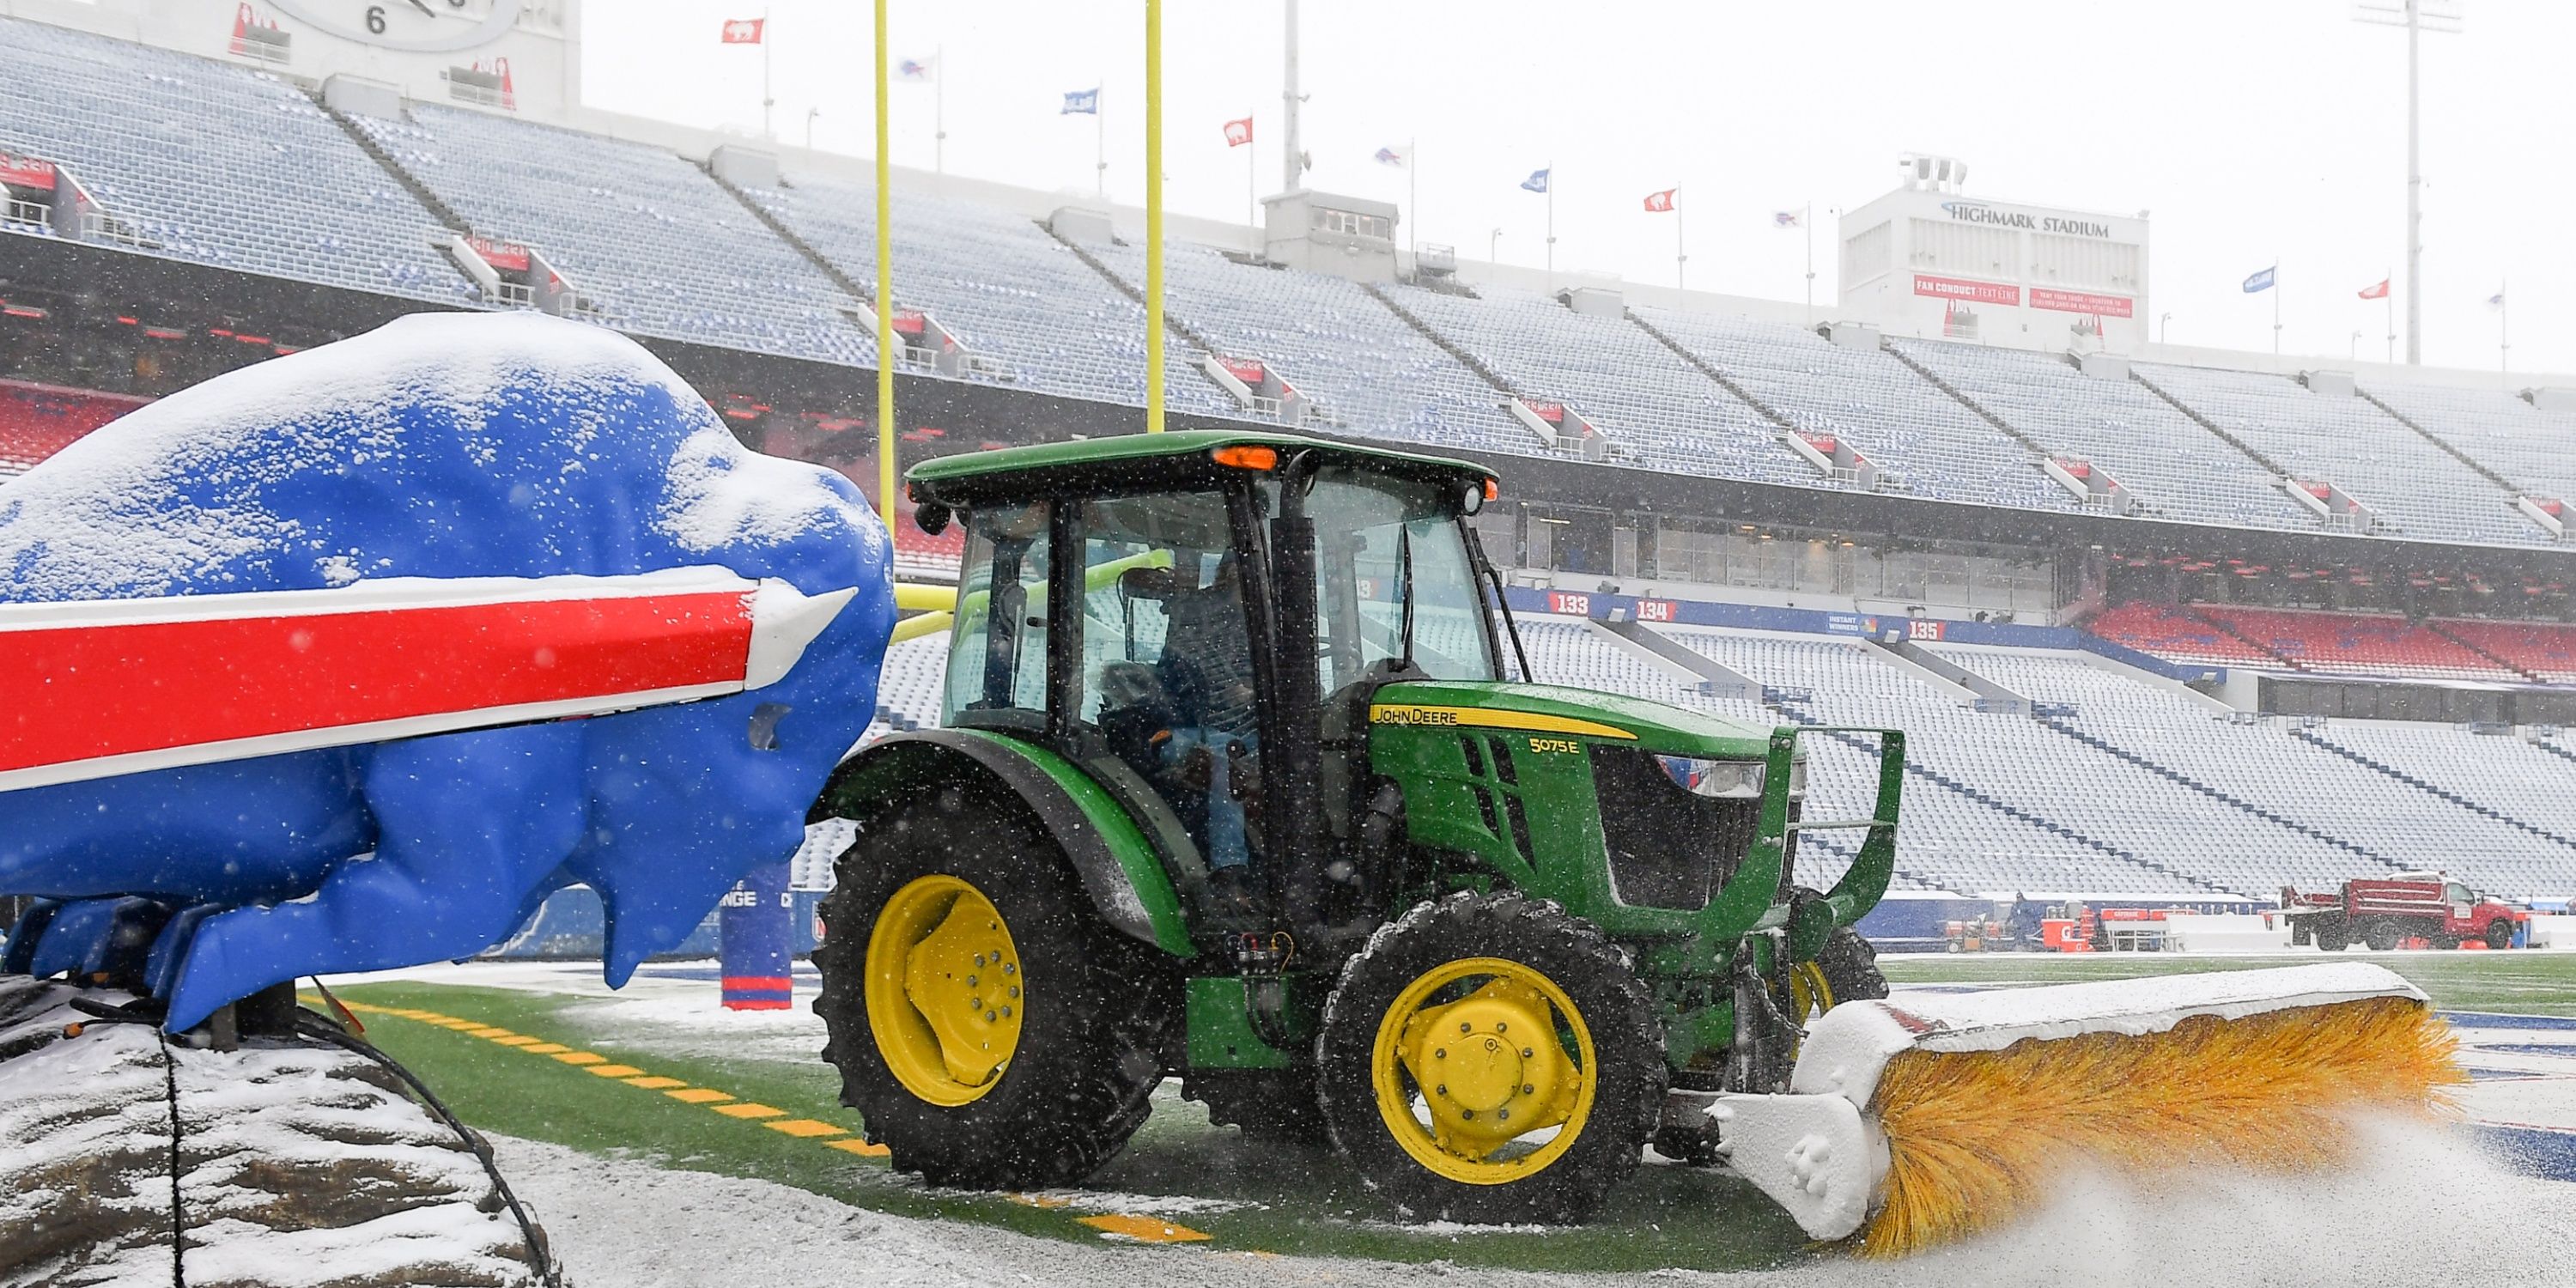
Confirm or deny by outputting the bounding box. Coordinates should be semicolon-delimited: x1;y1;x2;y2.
0;313;894;1030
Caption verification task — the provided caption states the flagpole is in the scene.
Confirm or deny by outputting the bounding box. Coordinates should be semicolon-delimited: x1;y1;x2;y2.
1408;137;1418;260
1144;0;1164;434
1674;192;1686;292
1544;160;1554;284
1803;201;1815;325
1244;115;1255;231
2271;258;2281;365
761;7;774;141
2500;280;2509;383
871;0;895;523
2385;265;2394;364
934;45;945;176
1096;84;1106;198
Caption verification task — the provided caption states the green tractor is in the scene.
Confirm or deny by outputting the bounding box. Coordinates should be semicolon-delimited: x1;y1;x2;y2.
809;431;1905;1228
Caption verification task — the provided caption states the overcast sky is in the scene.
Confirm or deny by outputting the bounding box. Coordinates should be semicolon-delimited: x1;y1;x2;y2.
580;0;2575;377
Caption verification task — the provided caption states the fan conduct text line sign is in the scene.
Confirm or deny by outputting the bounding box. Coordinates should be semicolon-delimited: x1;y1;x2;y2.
1912;274;2020;307
0;571;851;792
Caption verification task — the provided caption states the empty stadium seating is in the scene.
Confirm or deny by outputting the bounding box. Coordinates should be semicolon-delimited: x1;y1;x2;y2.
0;15;469;302
741;175;1226;413
1382;284;1814;484
0;380;138;478
2362;380;2576;510
1888;338;2320;531
2133;361;2538;546
2196;605;2518;681
2085;600;2278;668
1637;308;2076;512
1072;236;1534;454
2436;619;2576;684
348;104;872;365
1941;645;2575;899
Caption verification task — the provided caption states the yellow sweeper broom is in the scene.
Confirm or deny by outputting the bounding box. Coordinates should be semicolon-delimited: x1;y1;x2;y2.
1700;961;2461;1256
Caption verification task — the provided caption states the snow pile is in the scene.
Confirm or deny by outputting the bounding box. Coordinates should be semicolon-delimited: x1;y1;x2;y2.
0;978;543;1287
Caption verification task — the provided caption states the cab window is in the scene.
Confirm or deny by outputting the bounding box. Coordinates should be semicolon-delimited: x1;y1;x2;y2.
943;501;1051;722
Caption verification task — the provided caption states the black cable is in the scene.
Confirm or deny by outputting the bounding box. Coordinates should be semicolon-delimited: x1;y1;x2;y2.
289;1012;558;1286
155;1029;185;1288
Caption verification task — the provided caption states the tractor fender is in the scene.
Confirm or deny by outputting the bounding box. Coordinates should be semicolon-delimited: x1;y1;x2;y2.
807;730;1195;960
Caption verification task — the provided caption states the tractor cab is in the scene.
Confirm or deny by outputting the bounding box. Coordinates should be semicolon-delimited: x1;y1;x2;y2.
908;431;1517;939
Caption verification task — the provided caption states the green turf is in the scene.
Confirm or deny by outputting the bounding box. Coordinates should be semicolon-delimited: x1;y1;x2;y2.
331;950;2569;1271
328;981;1820;1273
1878;949;2576;1017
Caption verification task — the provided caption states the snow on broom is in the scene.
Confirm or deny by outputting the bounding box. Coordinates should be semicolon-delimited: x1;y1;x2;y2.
1728;961;2463;1257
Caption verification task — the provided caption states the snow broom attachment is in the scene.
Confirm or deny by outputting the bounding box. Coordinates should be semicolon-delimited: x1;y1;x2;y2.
1712;963;2460;1256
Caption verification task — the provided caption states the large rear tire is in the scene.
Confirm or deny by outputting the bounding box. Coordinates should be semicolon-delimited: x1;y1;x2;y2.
2363;919;2402;952
2315;919;2349;952
2485;918;2516;950
814;781;1180;1189
1315;892;1663;1224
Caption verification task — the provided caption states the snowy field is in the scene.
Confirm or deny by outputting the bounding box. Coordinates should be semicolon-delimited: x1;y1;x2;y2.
291;952;2576;1287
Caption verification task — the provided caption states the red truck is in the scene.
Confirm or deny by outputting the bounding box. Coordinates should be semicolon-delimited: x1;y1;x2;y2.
2281;874;2525;951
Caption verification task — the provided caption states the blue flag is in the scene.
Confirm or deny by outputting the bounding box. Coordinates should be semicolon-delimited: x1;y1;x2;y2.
1521;167;1551;194
1062;88;1099;115
2243;266;2275;294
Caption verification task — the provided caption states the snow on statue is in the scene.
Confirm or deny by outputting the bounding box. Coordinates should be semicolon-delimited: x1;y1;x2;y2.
0;312;895;1030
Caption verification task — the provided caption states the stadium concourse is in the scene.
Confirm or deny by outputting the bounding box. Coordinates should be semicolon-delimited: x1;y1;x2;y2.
7;13;2576;919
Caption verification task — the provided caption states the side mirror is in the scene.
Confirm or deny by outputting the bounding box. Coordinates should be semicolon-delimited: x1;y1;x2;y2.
1461;483;1485;516
913;501;952;536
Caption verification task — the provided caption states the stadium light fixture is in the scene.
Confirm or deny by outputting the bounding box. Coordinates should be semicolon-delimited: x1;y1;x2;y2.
2354;0;2462;366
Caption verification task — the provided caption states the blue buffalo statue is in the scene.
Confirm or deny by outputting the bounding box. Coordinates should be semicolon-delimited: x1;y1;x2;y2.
0;312;894;1030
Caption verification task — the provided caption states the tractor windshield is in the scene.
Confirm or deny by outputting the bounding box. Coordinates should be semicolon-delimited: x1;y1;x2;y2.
1293;466;1497;691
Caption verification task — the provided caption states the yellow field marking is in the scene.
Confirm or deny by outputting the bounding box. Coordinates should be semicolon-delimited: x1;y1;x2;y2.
492;1035;543;1047
551;1051;607;1066
1078;1214;1212;1244
623;1075;688;1090
520;1042;570;1054
585;1064;646;1078
762;1119;847;1139
826;1138;891;1157
713;1103;787;1120
469;1027;517;1038
1009;1194;1074;1210
665;1088;735;1104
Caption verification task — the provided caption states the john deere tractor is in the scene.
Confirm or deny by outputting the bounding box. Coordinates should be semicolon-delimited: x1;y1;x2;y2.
810;431;1904;1226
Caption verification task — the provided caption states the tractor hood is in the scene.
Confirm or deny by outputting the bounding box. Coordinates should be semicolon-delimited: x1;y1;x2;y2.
1365;679;1786;760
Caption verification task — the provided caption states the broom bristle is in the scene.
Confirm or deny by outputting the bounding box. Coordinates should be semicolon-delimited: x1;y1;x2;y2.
1861;995;2463;1258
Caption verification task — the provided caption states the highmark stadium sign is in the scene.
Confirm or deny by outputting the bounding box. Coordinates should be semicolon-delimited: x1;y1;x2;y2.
1941;201;2114;240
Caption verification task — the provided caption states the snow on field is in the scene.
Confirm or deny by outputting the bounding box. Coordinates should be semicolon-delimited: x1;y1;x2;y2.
498;1118;2575;1288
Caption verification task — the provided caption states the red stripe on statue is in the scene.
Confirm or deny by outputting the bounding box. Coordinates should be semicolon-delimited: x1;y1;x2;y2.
0;590;754;775
720;976;796;991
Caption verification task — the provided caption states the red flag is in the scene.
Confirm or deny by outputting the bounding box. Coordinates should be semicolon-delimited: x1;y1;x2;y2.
1643;188;1677;213
2359;278;2390;300
1223;116;1254;148
720;17;764;44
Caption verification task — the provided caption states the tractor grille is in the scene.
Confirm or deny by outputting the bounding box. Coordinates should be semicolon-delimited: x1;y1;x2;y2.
1589;747;1775;911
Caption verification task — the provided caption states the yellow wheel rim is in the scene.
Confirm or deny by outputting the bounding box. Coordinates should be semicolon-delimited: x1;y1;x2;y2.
1370;957;1596;1187
1789;960;1835;1021
864;874;1025;1107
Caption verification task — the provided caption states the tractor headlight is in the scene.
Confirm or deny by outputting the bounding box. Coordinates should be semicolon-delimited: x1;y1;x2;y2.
1656;756;1801;799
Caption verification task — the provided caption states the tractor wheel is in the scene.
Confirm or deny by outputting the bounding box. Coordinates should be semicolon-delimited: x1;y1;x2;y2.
1183;1069;1333;1145
814;782;1179;1189
2315;920;2350;952
1314;892;1663;1224
1791;925;1890;1018
2363;920;2402;952
2486;919;2516;950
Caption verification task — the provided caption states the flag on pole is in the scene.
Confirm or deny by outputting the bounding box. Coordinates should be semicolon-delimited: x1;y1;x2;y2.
2487;289;2507;310
895;54;938;82
1223;116;1254;147
2359;277;2389;300
1375;145;1413;168
2243;266;2276;293
720;17;764;43
1521;167;1550;193
1643;188;1677;213
1772;210;1803;228
1061;88;1100;115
